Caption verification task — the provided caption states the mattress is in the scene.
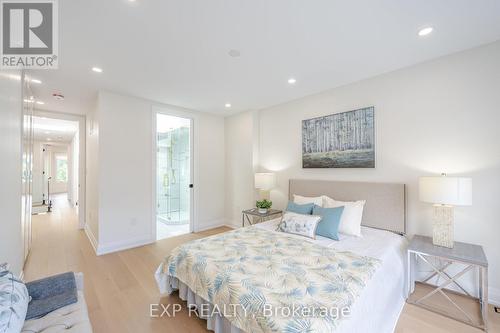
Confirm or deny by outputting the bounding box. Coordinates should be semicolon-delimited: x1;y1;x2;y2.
256;219;408;333
156;220;408;333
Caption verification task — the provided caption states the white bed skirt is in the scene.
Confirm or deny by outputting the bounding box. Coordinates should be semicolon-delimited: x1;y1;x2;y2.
156;267;244;333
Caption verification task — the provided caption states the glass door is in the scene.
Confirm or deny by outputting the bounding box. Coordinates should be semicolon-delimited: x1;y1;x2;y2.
156;113;192;240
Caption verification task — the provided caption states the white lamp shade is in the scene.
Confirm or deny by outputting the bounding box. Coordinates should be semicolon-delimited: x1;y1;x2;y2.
419;176;472;206
255;173;276;190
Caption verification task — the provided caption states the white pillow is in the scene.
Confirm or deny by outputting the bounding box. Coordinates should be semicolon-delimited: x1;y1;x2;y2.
277;212;322;239
293;194;323;207
323;196;365;237
0;271;29;333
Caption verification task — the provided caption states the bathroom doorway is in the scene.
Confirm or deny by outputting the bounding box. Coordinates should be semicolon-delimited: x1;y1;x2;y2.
155;113;193;240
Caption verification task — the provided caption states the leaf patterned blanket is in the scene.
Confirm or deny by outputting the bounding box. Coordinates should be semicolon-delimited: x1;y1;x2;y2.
156;227;381;332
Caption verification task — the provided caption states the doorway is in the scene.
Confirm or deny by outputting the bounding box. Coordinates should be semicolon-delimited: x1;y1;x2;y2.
31;112;85;229
155;113;193;240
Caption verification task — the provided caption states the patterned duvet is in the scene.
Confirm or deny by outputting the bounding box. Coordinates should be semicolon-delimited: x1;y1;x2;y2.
156;227;381;332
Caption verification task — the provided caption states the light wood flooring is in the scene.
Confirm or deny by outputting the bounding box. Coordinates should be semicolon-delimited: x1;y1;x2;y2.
24;204;500;333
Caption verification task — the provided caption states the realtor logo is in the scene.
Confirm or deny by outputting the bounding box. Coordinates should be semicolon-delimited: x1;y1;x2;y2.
1;0;58;69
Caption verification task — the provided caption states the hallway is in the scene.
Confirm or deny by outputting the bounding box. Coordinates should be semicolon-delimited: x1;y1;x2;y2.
23;204;227;333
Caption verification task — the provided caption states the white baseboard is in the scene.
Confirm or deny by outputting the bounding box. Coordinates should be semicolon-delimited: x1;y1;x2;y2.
194;219;229;232
84;223;98;254
489;286;500;307
96;236;154;256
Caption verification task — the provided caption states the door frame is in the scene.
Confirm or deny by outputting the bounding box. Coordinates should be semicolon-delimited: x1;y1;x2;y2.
33;110;86;229
152;106;197;241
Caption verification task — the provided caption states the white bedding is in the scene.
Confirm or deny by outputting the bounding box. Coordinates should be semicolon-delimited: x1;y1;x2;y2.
255;219;408;333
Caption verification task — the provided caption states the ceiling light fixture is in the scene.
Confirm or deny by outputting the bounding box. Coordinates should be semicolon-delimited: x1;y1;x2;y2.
225;103;231;108
52;93;65;100
92;67;103;73
30;79;42;84
288;78;297;84
36;101;45;105
228;49;241;58
23;99;34;103
418;27;433;37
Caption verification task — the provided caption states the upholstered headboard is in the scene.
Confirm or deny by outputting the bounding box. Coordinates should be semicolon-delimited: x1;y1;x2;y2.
289;179;406;235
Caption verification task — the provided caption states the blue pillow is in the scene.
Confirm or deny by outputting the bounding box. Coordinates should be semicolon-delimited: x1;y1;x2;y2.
313;205;344;240
286;201;314;215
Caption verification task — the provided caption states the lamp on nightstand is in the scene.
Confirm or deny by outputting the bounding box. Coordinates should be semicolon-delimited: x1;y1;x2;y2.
419;174;472;248
254;173;276;200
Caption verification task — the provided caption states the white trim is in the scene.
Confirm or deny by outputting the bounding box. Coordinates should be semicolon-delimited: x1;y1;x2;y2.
84;223;98;254
193;219;236;232
152;107;198;242
96;236;154;256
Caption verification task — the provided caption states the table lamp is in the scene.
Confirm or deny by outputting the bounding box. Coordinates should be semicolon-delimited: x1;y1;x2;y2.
419;174;472;248
254;173;276;200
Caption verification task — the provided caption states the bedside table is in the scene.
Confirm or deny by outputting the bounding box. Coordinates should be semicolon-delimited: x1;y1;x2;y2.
242;208;282;227
407;235;488;331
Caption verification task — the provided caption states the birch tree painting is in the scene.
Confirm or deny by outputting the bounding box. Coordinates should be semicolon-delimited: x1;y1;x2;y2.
302;107;375;168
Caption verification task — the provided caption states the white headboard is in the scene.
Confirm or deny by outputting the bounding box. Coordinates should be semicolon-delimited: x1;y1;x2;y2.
289;179;407;235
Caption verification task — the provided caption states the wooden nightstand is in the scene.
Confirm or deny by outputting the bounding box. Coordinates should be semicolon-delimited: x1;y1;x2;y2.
407;235;488;331
241;208;282;227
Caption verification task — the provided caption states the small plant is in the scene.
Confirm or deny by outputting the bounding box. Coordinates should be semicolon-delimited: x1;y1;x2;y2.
256;199;272;209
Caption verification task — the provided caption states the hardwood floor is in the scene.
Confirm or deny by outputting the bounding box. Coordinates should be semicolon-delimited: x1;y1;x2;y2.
24;204;499;333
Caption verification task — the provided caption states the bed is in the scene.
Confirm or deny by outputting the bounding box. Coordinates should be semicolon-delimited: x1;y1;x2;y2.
155;179;408;333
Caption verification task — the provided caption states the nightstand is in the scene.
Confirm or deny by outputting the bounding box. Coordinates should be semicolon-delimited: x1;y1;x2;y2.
407;235;488;331
241;208;282;227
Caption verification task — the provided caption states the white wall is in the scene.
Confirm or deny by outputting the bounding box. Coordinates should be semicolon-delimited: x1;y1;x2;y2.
88;91;225;254
68;132;79;207
86;103;100;246
0;71;23;276
225;41;500;303
32;141;44;204
225;110;260;226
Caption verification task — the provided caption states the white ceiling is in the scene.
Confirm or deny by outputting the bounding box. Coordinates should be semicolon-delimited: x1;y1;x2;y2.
28;0;500;115
32;116;79;143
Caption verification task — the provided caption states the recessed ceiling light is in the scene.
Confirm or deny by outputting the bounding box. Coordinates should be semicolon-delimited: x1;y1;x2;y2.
228;49;241;58
36;101;45;105
23;99;34;103
225;103;231;108
418;27;433;37
92;67;103;73
30;78;42;84
288;78;297;84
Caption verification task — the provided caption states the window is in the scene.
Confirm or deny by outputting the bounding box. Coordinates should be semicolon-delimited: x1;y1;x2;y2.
55;154;68;182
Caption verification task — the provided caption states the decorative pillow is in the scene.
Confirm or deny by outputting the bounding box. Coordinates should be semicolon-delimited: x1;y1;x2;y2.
277;212;321;239
0;271;29;333
323;196;365;237
293;194;323;207
286;201;314;215
313;205;344;241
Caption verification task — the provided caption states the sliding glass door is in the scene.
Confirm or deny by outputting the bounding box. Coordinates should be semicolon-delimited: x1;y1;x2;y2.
155;113;192;240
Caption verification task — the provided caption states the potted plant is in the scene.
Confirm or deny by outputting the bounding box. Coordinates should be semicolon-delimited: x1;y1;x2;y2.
256;199;272;214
